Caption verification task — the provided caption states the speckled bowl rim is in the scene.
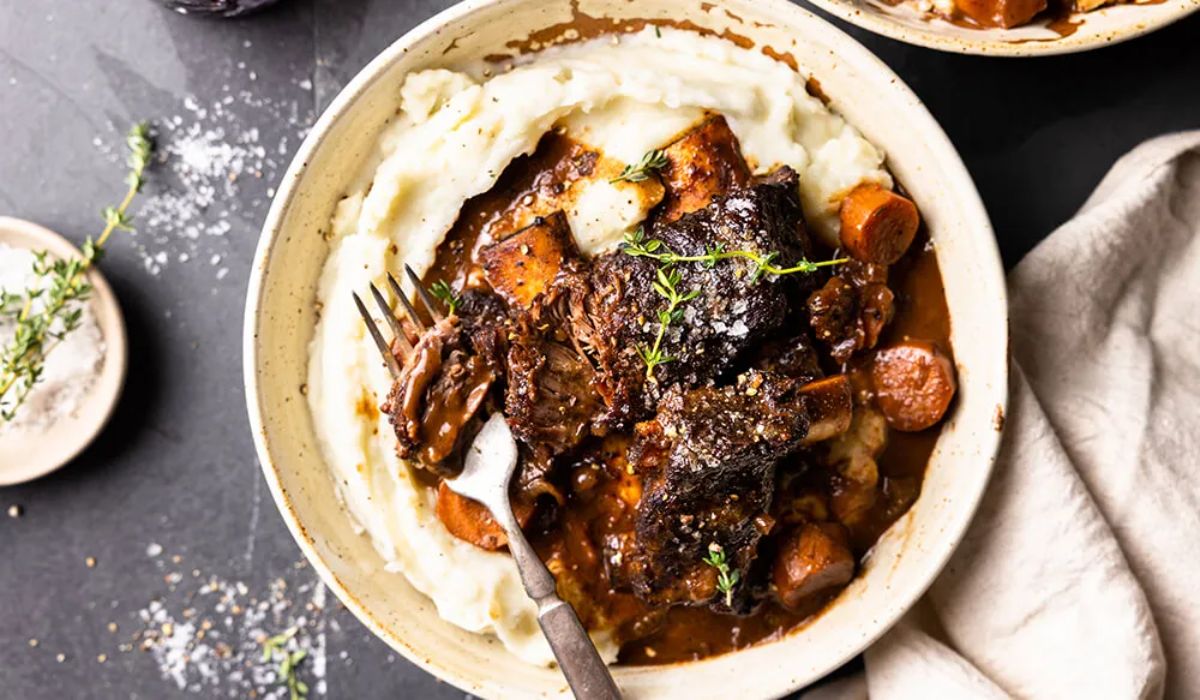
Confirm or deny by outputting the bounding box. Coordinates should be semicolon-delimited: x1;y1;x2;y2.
805;0;1200;56
244;0;1010;696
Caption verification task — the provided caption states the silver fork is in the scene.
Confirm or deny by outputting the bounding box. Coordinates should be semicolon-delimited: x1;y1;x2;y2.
353;266;622;700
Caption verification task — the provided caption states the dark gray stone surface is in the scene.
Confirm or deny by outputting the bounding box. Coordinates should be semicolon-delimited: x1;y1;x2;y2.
0;1;1196;698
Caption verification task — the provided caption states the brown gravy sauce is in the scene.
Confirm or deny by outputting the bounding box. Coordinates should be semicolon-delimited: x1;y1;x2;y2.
426;134;594;291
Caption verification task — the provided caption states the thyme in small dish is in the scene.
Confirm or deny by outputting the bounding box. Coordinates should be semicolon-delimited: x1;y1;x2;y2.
261;628;309;700
610;149;669;184
429;279;460;314
0;122;152;421
703;542;740;607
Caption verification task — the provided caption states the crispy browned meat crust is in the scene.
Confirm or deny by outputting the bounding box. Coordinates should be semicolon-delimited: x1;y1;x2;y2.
580;167;817;426
625;371;810;612
659;115;752;223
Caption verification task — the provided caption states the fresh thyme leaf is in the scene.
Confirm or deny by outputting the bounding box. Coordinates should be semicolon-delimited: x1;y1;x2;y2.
125;122;152;185
286;650;309;700
428;279;461;314
0;122;152;421
635;256;697;382
703;542;739;607
610;149;669;184
261;627;296;662
620;226;842;380
260;629;309;700
0;291;21;317
622;230;847;281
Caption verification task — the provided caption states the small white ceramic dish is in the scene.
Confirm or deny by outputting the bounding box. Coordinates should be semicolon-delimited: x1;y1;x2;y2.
0;216;127;485
806;0;1199;56
244;1;1009;697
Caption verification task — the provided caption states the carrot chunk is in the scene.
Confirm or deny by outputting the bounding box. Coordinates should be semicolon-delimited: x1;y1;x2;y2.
870;340;956;432
772;523;855;612
954;0;1046;28
839;184;920;266
435;481;534;551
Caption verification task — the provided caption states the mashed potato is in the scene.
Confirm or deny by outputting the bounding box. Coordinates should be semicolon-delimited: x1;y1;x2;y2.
307;27;890;666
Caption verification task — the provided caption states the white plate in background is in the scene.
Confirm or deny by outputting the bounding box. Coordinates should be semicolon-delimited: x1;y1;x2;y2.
805;0;1200;56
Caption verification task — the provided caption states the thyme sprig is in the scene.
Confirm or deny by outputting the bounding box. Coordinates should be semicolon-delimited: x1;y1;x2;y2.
429;279;460;314
0;122;152;421
622;227;848;283
620;226;845;379
703;542;740;608
610;149;669;184
637;266;700;382
261;628;309;700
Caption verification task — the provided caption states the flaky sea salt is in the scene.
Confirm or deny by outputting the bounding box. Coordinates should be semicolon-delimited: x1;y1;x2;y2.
129;548;330;698
0;244;105;435
95;63;314;282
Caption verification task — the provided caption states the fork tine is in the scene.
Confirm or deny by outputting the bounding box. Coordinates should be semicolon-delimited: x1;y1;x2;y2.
369;282;413;354
406;264;446;323
388;273;427;333
353;291;402;379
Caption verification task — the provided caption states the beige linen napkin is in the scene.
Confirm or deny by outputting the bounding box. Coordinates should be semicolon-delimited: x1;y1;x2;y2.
817;132;1200;699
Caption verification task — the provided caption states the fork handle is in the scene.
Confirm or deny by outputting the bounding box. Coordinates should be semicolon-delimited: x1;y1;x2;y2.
498;505;622;700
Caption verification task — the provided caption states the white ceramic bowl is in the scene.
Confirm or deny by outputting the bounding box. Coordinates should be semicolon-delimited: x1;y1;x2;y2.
244;1;1009;697
807;0;1199;56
